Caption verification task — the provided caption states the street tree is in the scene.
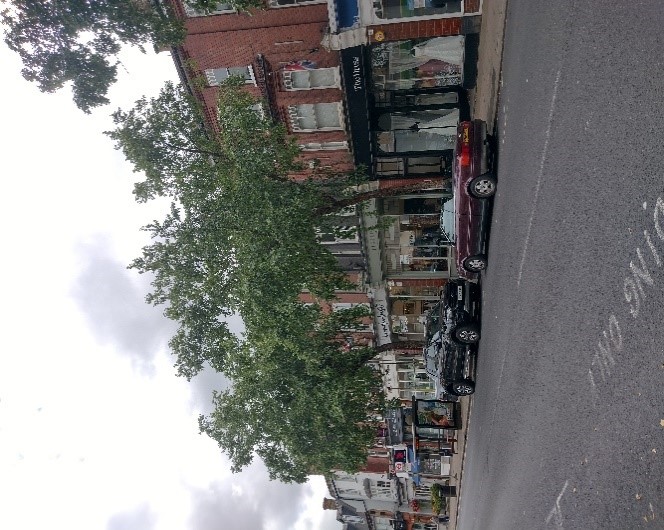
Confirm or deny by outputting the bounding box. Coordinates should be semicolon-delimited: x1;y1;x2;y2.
0;0;260;112
199;302;395;482
108;79;443;376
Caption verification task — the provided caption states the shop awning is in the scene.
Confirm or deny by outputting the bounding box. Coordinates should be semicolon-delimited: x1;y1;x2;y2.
340;46;372;168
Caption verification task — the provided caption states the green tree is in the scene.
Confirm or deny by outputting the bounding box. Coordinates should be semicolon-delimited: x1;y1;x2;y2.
199;303;393;482
0;0;261;112
107;79;439;376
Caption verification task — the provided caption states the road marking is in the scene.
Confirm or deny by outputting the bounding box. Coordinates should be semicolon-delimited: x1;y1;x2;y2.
517;68;562;287
545;480;570;528
587;197;664;394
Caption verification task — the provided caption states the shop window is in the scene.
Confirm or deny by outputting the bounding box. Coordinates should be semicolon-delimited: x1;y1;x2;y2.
403;197;440;215
375;108;458;154
402;302;416;315
205;66;256;86
287;103;343;131
283;67;340;90
375;90;459;108
371;37;464;90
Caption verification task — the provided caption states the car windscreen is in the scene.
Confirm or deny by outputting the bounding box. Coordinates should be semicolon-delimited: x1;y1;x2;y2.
439;198;456;243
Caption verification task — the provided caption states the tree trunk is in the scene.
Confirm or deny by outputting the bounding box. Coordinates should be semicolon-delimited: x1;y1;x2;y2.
314;178;451;216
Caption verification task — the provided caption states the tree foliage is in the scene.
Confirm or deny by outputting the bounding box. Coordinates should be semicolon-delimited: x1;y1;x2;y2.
107;80;364;376
199;303;390;482
108;79;437;479
0;0;261;112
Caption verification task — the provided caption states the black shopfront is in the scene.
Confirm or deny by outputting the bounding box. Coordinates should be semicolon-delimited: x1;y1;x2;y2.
341;38;470;182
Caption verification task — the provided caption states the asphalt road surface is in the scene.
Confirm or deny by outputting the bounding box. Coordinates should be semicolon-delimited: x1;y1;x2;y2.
457;1;664;529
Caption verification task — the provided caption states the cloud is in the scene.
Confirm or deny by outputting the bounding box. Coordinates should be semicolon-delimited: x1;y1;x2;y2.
188;462;326;530
187;365;231;415
71;237;177;376
187;315;243;414
106;503;157;530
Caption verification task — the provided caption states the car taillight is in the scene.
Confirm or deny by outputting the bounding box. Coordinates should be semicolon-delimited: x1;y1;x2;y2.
459;145;470;167
459;123;471;167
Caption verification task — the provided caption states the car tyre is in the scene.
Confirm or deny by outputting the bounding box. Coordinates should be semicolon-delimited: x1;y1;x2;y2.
463;254;487;272
448;379;475;396
454;323;481;344
469;173;497;198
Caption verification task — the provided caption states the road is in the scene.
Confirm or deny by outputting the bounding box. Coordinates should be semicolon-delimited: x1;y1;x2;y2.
457;1;664;529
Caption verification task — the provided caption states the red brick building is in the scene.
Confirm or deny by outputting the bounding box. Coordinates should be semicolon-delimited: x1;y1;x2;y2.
165;0;483;343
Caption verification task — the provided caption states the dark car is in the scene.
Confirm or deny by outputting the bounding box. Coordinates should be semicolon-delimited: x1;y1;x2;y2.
441;279;481;343
443;119;496;280
423;300;477;397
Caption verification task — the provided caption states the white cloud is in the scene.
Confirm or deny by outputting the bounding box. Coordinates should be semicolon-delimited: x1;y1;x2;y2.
0;41;339;530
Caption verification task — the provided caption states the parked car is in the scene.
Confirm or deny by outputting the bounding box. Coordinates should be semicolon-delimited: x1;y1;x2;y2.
423;300;477;396
441;119;496;280
441;278;481;344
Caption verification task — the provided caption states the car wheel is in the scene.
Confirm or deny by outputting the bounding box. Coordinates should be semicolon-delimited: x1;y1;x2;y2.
454;324;481;344
449;380;475;396
469;173;497;198
463;254;487;272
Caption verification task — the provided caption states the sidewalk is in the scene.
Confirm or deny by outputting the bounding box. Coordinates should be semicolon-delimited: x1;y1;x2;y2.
444;2;509;529
468;0;509;130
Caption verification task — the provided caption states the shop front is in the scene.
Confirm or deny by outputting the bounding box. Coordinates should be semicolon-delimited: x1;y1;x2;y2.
340;36;468;179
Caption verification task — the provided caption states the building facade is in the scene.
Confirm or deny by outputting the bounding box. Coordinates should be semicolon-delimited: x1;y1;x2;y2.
165;7;480;527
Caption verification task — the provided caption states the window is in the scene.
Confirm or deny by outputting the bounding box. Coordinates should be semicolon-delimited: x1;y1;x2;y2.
372;0;461;20
283;67;340;90
205;66;256;86
183;2;235;16
331;303;370;312
370;37;464;90
249;102;266;119
287;103;343;131
269;0;326;7
300;141;348;151
370;479;393;498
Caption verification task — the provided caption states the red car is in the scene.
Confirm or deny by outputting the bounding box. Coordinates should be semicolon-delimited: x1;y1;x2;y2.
446;119;496;280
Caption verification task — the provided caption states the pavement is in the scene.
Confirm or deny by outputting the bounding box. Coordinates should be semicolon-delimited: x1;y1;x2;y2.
443;2;508;528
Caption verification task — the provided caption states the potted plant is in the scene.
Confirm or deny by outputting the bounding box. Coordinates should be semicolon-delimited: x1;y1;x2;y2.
431;483;447;515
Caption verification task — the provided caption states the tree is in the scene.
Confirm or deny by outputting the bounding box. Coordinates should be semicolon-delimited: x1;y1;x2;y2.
0;0;260;112
199;303;395;482
107;79;442;376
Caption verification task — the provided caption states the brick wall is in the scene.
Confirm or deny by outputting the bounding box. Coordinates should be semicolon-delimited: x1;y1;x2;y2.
464;0;482;14
368;17;463;44
172;1;355;170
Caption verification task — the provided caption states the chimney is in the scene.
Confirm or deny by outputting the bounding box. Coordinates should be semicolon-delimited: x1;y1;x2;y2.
322;498;338;510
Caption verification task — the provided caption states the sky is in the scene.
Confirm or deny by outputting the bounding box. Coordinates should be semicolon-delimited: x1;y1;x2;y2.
0;41;340;530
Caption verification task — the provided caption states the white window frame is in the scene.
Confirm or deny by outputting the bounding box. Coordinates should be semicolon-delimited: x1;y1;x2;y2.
282;67;341;90
183;2;236;16
205;66;256;86
300;141;348;151
332;302;370;312
287;102;344;132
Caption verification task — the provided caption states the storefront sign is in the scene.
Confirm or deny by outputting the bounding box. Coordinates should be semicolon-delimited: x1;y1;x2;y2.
385;408;403;445
371;287;392;345
340;47;372;168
